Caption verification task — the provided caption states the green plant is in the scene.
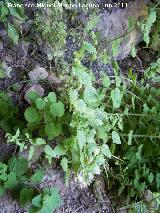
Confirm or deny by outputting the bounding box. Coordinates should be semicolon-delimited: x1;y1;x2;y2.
103;69;160;203
140;8;157;46
6;128;46;161
49;29;160;203
150;7;160;52
44;31;124;186
121;191;160;213
29;187;61;213
24;91;65;140
0;156;61;213
0;91;23;132
35;0;67;70
144;58;160;82
0;0;26;44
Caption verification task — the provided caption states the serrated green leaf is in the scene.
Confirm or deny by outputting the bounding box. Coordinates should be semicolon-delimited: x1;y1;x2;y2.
47;92;57;103
72;66;92;86
8;156;28;177
4;172;18;189
143;103;150;113
41;187;61;213
24;107;39;123
83;42;97;54
115;76;121;87
20;188;33;207
136;144;143;160
52;144;66;158
7;23;19;44
148;172;154;184
50;101;64;117
44;110;53;123
112;131;121;144
32;194;43;208
95;154;105;166
45;143;66;163
31;168;44;183
8;2;25;21
29;146;34;160
111;87;122;109
0;4;9;19
45;122;58;140
69;89;78;103
86;143;98;155
89;162;101;175
87;129;96;144
141;9;157;46
44;145;54;158
86;15;99;32
35;138;46;145
0;162;7;181
0;173;7;181
60;157;68;172
101;144;112;158
84;86;97;104
102;74;111;88
77;129;86;150
0;91;10;101
36;98;45;110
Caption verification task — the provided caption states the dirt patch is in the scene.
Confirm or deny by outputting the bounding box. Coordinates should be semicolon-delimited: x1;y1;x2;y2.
40;167;113;213
0;166;113;213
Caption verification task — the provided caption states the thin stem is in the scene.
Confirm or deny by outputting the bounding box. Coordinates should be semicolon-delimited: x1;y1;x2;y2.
126;91;141;100
121;134;160;139
106;113;154;117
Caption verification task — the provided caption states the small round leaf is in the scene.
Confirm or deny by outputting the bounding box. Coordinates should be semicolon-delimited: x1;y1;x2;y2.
24;107;39;123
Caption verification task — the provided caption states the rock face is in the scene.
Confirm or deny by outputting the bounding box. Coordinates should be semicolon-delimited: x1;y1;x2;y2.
28;66;48;83
95;0;148;59
78;0;148;60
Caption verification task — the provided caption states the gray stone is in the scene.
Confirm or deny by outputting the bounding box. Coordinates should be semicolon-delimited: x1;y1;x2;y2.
80;0;148;60
28;66;48;83
96;0;148;59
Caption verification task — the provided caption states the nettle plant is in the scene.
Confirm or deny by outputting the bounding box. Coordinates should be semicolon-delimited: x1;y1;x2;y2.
52;16;160;204
65;64;123;185
46;34;125;186
24;92;65;140
0;156;61;213
33;14;126;186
